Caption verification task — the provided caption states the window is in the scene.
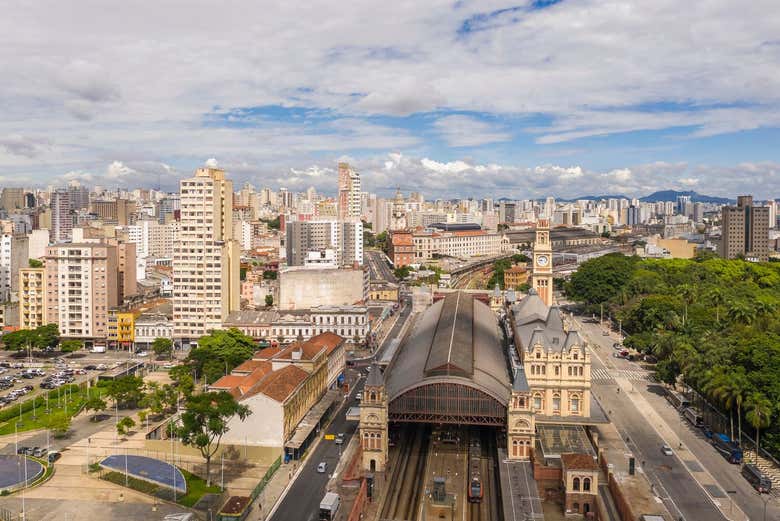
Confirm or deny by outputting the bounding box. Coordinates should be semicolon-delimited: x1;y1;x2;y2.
555;366;559;376
571;395;580;413
583;477;591;492
572;477;580;491
533;393;543;410
552;394;561;414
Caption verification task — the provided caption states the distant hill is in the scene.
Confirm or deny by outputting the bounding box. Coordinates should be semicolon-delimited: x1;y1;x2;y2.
559;190;733;204
638;190;733;204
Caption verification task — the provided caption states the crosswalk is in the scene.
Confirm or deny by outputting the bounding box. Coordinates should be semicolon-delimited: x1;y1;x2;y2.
742;449;780;497
591;368;656;383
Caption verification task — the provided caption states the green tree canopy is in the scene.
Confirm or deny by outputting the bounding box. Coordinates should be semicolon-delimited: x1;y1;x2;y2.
188;329;255;384
102;376;145;409
177;391;251;486
60;339;82;353
152;337;173;359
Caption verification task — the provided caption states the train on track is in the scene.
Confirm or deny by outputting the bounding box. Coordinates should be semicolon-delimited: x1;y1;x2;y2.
468;438;483;503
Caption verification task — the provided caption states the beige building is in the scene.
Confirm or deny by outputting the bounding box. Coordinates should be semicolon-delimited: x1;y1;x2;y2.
18;268;46;329
173;167;240;342
530;219;554;307
337;162;361;221
411;229;504;261
45;243;119;342
721;195;770;262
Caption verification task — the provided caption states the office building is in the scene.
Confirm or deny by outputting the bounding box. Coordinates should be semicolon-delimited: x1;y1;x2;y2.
172;167;240;343
0;188;25;213
18;267;46;329
720;195;770;262
45;243;119;342
278;266;368;310
337;162;361;221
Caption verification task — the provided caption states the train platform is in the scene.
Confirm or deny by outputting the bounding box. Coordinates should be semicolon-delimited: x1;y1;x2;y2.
420;431;468;521
497;448;545;520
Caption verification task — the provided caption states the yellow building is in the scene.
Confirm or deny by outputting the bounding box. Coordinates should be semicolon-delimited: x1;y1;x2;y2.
19;268;46;329
116;312;136;345
369;282;399;301
503;264;529;289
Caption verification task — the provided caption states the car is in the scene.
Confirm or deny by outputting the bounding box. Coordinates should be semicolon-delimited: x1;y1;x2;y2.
365;366;372;373
613;343;623;350
16;446;28;455
317;462;327;473
96;364;107;370
23;385;33;392
335;437;344;445
136;351;149;358
47;451;61;463
612;352;624;358
661;444;673;456
0;362;10;368
33;447;47;458
355;392;363;401
23;447;34;456
11;363;24;369
602;330;610;336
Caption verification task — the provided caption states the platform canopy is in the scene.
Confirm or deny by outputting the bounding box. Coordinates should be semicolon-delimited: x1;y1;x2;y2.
386;292;510;426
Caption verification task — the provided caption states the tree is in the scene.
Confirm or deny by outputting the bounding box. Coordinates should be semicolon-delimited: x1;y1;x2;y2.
85;396;107;421
152;337;173;360
60;339;83;353
262;270;277;280
1;330;35;351
265;294;274;307
178;391;251;486
103;376;145;409
28;259;43;268
188;329;255;384
141;382;167;417
116;416;136;436
394;266;411;280
169;366;195;399
48;410;71;437
746;393;773;462
34;324;60;349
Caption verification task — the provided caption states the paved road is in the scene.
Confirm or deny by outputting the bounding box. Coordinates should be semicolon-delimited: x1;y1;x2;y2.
574;313;780;521
267;378;364;521
364;250;396;283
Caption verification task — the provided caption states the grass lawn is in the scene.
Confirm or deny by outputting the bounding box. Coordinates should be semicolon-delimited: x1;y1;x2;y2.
100;465;221;508
0;386;104;435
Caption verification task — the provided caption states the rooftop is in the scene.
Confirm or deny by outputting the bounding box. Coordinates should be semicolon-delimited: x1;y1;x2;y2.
561;452;599;471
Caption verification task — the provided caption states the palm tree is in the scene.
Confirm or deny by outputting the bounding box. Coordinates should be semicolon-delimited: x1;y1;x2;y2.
754;299;777;331
746;392;773;463
727;300;756;325
706;287;725;325
710;370;750;444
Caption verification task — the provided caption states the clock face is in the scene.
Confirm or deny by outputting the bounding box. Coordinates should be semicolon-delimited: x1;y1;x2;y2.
537;255;549;267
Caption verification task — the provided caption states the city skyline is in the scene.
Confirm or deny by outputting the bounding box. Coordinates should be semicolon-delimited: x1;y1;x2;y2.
2;2;780;198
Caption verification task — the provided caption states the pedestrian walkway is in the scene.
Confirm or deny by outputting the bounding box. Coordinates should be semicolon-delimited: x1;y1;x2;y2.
591;367;655;383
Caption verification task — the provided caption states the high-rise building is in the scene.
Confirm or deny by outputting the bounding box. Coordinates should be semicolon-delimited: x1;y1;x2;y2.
720;195;770;262
626;206;640;226
0;188;25;213
337;162;361;221
285;220;363;267
68;183;90;210
45;243;119;341
51;189;72;243
172;167;240;343
676;195;691;216
499;201;516;224
18;267;46;329
0;234;29;302
389;189;407;231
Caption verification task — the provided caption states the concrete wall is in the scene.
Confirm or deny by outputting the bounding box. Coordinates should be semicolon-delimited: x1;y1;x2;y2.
222;392;285;448
279;268;365;310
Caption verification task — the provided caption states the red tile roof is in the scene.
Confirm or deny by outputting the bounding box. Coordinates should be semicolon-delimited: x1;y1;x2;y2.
561;453;599;471
252;365;309;403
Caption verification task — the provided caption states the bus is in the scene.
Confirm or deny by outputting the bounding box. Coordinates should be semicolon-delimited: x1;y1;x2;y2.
683;407;704;428
742;463;772;493
665;390;691;411
712;433;743;464
319;492;340;521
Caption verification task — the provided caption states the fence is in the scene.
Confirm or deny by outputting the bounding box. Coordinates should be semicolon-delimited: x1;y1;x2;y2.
685;385;780;466
0;507;15;521
250;455;282;500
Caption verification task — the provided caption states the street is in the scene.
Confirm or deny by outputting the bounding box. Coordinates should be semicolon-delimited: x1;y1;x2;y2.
571;308;780;521
364;250;396;283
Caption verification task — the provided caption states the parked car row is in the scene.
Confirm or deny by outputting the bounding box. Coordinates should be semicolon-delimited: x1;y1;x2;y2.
16;446;61;463
0;385;34;405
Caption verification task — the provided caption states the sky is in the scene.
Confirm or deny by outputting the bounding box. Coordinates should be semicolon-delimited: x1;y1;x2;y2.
1;0;780;199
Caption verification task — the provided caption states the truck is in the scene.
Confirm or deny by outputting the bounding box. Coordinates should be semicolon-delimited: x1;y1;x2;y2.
319;492;340;521
712;433;743;464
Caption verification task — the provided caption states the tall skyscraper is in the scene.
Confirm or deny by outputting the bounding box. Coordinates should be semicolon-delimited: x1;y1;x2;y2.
51;189;72;243
68;182;90;210
720;195;770;262
172;167;240;343
338;162;361;221
676;195;691;215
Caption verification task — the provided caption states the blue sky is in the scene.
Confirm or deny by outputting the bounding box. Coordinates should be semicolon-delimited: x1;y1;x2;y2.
1;0;779;198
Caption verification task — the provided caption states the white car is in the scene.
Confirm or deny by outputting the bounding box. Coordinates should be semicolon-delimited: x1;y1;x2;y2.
661;444;673;456
136;351;149;358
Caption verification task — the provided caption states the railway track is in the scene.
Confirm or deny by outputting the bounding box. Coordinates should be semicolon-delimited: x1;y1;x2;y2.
380;424;430;520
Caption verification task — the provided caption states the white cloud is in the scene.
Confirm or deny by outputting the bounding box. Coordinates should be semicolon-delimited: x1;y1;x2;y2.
432;115;512;147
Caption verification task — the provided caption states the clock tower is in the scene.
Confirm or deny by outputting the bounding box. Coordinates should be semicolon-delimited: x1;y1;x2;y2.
532;218;553;306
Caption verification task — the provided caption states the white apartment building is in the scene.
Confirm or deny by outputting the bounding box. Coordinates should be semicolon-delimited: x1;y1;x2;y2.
126;219;178;259
0;234;28;302
18;267;46;329
411;230;504;261
45;243;119;342
172;167;240;343
134;313;173;348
